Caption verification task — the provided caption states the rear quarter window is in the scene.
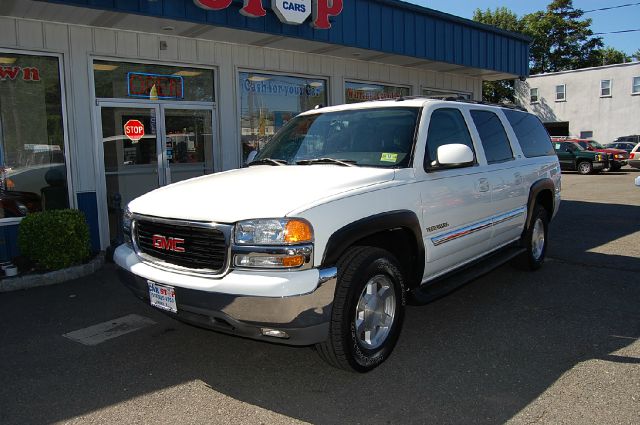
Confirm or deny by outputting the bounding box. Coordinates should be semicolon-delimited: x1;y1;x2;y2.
503;110;555;158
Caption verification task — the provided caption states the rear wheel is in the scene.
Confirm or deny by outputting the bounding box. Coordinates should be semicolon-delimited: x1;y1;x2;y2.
513;205;549;271
315;247;405;373
577;161;593;175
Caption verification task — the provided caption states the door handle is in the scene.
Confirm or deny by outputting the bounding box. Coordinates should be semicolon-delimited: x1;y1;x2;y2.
477;178;490;192
514;172;523;185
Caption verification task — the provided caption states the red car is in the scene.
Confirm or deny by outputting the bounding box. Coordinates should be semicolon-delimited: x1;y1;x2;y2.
557;138;628;171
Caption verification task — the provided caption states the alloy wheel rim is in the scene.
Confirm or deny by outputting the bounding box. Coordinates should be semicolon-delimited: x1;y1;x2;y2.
531;218;545;260
354;275;396;350
579;163;590;173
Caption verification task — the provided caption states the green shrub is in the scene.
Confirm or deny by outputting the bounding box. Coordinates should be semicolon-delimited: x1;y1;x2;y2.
18;209;91;271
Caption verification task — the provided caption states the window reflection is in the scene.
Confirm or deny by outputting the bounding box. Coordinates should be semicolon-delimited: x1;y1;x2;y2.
0;53;68;218
239;72;327;163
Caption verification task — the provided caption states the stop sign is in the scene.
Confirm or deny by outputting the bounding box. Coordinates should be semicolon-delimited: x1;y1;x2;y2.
124;119;145;142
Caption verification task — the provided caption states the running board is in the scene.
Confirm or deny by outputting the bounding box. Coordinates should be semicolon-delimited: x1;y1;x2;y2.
409;244;525;305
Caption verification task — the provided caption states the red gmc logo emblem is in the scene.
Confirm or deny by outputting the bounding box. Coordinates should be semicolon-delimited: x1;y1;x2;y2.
152;235;185;253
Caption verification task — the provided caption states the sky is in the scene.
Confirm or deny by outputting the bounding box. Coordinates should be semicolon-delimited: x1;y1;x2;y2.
405;0;639;56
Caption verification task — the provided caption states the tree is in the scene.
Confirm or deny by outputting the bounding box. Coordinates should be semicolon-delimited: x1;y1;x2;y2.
597;47;631;66
473;7;522;103
632;49;640;61
473;7;522;32
522;0;603;74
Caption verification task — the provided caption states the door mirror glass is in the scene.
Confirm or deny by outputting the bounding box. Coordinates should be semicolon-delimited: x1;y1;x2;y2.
437;144;474;166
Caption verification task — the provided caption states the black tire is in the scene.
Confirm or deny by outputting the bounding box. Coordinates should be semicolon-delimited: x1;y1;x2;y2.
513;205;549;271
315;246;406;373
577;161;593;175
610;164;622;172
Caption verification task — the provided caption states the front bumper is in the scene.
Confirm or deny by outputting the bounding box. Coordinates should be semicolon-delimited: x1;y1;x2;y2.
114;244;337;346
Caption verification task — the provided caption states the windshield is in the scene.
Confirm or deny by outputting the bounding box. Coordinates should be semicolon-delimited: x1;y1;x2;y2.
588;140;604;149
253;107;420;168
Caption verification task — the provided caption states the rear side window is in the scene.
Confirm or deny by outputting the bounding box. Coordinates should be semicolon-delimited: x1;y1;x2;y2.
424;108;475;170
470;110;513;164
503;110;555;157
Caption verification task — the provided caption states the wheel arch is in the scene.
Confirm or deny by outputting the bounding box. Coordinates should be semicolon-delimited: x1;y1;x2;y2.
526;178;555;229
321;210;425;290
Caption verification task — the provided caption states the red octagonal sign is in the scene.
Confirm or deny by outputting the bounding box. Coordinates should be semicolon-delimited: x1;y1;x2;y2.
124;119;145;142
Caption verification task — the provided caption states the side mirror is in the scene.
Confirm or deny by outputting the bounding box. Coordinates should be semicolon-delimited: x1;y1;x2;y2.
436;144;474;167
246;150;258;164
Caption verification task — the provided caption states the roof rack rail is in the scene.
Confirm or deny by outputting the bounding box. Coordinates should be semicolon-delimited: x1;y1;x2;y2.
384;95;527;111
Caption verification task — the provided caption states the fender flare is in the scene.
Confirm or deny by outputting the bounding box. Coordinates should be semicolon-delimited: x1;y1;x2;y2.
526;178;555;228
320;210;425;285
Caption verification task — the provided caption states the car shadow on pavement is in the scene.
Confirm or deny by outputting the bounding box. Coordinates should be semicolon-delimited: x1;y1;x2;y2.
1;200;639;424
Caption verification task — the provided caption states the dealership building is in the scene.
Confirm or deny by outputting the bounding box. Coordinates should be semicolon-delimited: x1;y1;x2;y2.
0;0;529;259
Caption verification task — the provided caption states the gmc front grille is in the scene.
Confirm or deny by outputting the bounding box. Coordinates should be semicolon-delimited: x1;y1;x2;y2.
134;219;228;273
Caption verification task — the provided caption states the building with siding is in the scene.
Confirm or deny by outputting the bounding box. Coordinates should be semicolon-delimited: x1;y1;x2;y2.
515;62;640;142
0;0;529;259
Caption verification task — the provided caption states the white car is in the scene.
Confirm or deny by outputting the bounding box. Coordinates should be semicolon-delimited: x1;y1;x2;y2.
628;142;640;169
115;98;561;372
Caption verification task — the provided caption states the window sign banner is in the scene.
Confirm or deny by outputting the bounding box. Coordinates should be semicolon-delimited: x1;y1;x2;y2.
127;72;184;100
193;0;342;29
242;77;323;97
345;82;410;103
0;66;40;82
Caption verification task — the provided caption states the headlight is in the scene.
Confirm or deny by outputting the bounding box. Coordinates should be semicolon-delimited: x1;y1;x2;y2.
234;218;313;245
122;207;133;246
233;218;314;270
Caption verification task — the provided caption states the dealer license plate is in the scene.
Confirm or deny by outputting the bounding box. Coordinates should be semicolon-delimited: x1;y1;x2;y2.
147;281;177;313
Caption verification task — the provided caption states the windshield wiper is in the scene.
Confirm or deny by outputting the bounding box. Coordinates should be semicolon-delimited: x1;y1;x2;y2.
296;158;357;167
247;158;288;166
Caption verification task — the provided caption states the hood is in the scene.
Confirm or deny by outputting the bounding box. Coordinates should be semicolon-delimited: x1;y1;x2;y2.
128;165;396;223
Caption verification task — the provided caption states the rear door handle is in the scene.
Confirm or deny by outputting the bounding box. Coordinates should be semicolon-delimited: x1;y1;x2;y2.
477;178;490;192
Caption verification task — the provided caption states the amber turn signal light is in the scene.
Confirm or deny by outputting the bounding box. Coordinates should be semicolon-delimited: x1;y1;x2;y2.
284;219;313;243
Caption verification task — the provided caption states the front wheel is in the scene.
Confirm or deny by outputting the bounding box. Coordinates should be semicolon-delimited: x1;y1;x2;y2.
315;247;405;373
577;161;593;175
513;205;549;271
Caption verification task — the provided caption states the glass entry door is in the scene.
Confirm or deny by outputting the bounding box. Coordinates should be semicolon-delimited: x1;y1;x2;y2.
163;108;214;184
99;103;214;247
101;105;160;246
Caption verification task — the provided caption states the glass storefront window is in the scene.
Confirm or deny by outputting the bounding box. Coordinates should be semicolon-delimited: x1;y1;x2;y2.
422;88;472;100
0;52;68;219
345;81;410;103
239;72;327;162
93;60;214;102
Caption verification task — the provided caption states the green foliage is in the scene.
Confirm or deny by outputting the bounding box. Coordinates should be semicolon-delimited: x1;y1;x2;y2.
632;49;640;62
597;47;631;66
473;7;522;33
522;0;603;74
18;209;91;271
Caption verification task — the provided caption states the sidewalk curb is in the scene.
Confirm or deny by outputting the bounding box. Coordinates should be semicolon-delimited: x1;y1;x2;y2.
0;252;106;293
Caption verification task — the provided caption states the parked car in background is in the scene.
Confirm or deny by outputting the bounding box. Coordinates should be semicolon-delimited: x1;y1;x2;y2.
629;143;640;169
613;135;640;146
552;140;608;174
606;141;637;153
562;139;628;171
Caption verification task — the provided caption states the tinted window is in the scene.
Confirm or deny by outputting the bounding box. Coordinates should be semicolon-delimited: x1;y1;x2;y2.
470;110;513;164
504;110;555;157
424;108;475;170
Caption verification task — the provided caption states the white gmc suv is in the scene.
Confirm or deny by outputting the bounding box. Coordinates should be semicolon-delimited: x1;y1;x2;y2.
115;98;561;372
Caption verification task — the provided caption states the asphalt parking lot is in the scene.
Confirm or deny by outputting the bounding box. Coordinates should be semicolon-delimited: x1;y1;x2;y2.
1;168;639;425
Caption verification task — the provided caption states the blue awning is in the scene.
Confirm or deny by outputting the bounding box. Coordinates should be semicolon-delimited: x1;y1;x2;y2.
35;0;530;77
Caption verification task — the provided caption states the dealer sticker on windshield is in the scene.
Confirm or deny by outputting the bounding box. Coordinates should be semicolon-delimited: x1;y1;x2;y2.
380;153;398;162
